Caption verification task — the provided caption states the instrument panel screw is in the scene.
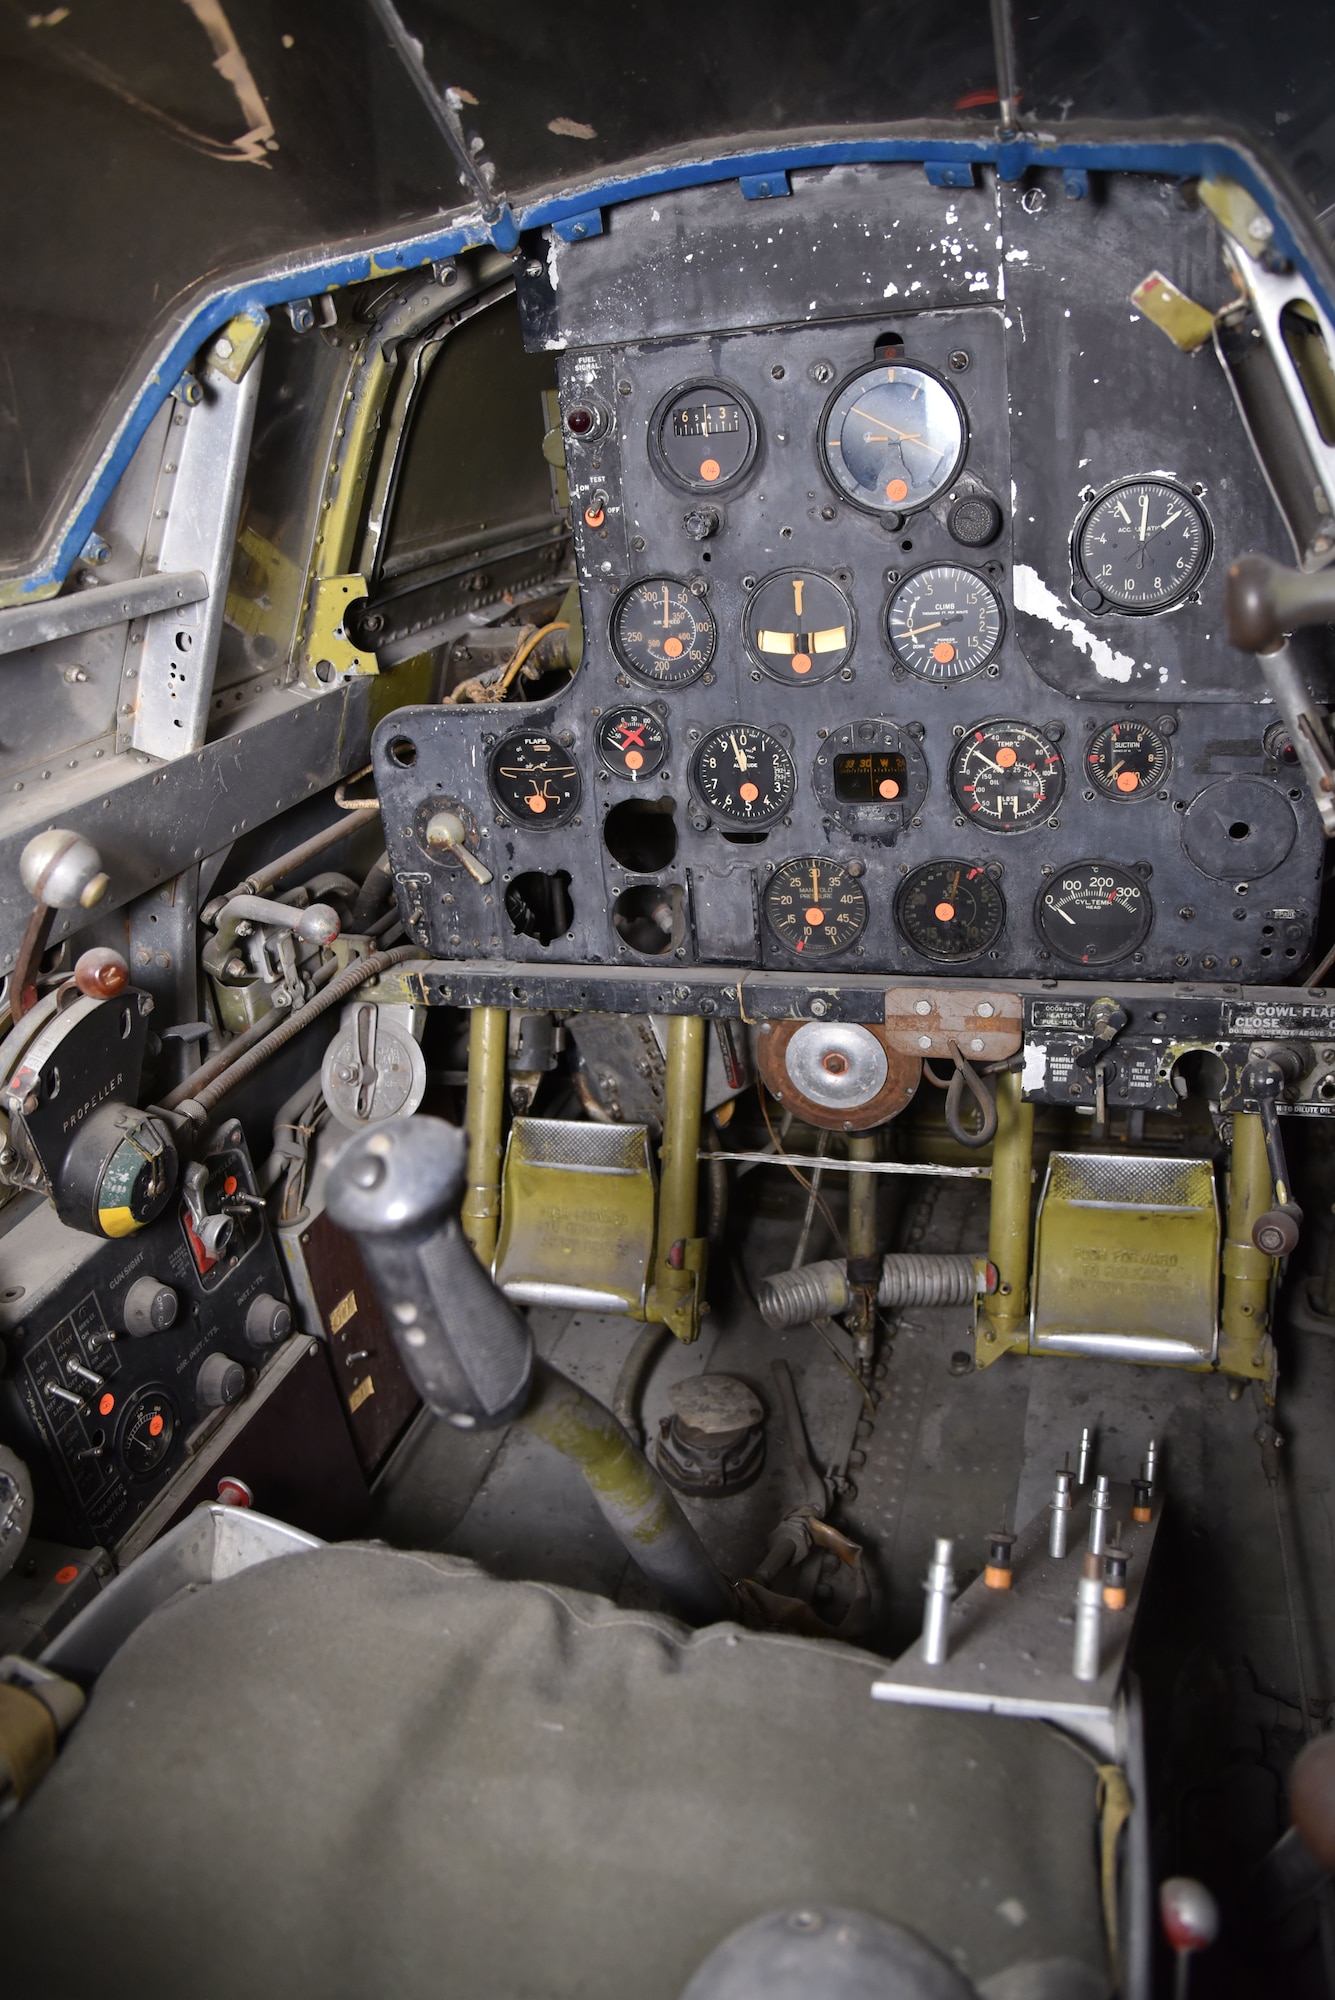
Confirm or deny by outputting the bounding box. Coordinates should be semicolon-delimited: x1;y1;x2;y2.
770;364;786;380
810;360;834;384
948;349;971;372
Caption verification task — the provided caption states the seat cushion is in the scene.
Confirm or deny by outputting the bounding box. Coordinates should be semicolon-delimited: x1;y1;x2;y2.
0;1545;1109;1999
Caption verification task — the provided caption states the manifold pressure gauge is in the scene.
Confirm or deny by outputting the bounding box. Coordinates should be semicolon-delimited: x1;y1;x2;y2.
1036;860;1152;965
896;859;1005;961
886;565;1004;681
487;731;581;827
743;570;854;684
611;577;715;688
691;724;797;825
1085;719;1170;798
949;721;1064;832
593;706;668;780
822;361;966;514
763;857;868;957
1073;479;1210;611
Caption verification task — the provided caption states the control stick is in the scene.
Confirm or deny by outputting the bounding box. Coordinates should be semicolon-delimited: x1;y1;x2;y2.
326;1117;732;1623
1243;1046;1304;1256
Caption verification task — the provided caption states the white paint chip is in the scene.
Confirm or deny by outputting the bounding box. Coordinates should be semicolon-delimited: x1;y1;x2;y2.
1013;565;1140;683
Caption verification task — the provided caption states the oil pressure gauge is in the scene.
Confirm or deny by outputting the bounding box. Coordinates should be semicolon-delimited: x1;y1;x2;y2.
763;857;868;957
1036;860;1152;965
488;730;581;828
1085;719;1170;798
949;721;1064;832
691;724;797;826
611;577;715;688
651;381;759;492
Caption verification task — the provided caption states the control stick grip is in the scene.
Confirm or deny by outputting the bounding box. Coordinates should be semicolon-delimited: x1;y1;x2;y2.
325;1117;533;1429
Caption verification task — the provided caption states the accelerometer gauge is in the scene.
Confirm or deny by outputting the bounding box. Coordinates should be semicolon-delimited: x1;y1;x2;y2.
886;565;1004;681
1074;479;1211;611
593;706;668;780
896;860;1005;961
1036;860;1152;965
949;721;1064;832
651;381;759;491
763;857;868;957
611;577;715;688
822;361;966;514
118;1388;176;1478
1085;719;1170;798
743;570;854;684
487;730;581;828
692;724;797;825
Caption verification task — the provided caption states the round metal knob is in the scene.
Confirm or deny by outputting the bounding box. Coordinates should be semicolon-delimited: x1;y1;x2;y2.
19;828;109;910
196;1353;246;1409
122;1277;179;1337
245;1293;292;1348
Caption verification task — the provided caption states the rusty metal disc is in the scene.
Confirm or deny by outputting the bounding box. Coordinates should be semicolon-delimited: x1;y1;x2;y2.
756;1019;921;1131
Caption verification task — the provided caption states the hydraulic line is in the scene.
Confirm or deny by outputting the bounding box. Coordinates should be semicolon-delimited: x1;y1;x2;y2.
611;1324;669;1448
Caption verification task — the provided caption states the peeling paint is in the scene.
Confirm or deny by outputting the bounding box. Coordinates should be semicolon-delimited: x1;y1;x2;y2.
1014;564;1140;683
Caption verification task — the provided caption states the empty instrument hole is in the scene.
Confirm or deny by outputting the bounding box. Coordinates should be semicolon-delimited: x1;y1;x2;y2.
1228;821;1252;840
389;737;418;767
505;870;573;947
612;883;684;956
603;797;677;873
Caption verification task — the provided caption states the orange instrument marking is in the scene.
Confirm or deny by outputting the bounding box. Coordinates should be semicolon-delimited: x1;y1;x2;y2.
805;906;825;925
527;794;548;813
996;745;1017;769
223;1175;238;1195
878;778;900;799
792;653;811;674
148;1414;164;1437
98;1392;115;1416
934;901;956;922
739;781;759;803
699;458;721;482
1117;770;1139;792
662;635;683;658
55;1564;79;1585
583;504;605;528
886;478;909;503
624;750;643;771
933;640;955;663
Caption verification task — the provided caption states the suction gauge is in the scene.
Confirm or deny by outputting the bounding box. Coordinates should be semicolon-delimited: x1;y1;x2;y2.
611;577;715;688
1085;719;1170;798
822;361;966;514
594;706;668;780
763;857;868;957
488;731;581;828
896;860;1005;961
886;565;1004;681
651;382;759;492
1074;479;1210;611
743;570;854;683
949;721;1064;832
1036;860;1152;965
692;725;797;825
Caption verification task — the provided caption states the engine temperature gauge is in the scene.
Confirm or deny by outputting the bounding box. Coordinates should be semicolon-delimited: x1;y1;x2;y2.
1036;860;1152;965
1085;719;1170;799
594;706;668;780
949;721;1064;832
692;724;797;825
611;577;715;688
896;860;1005;961
763;857;868;957
488;731;581;828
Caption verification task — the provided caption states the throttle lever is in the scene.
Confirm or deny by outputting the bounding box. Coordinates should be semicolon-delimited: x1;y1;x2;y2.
326;1118;533;1429
1243;1046;1304;1256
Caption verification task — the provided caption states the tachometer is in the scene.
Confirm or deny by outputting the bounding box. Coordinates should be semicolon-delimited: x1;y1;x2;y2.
822;362;966;515
1085;719;1170;798
743;570;854;684
611;577;715;688
692;725;797;826
488;731;581;828
949;721;1064;832
886;565;1004;681
1036;860;1152;965
896;860;1005;961
1074;479;1210;612
763;857;868;957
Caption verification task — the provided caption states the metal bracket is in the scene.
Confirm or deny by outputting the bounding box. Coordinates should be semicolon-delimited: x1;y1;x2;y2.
302;575;378;678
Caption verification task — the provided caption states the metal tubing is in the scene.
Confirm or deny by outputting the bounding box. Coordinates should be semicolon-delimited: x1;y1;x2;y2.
1049;1469;1073;1559
462;1006;507;1265
1088;1475;1111;1556
921;1537;956;1666
1073;1553;1104;1683
518;1357;733;1626
1077;1426;1093;1487
611;1323;668;1447
980;1068;1035;1353
235;804;380;902
649;1014;707;1341
702;1149;991;1180
1221;1109;1276;1376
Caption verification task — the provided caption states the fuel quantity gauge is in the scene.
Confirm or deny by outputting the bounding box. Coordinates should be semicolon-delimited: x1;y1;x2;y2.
652;382;759;491
949;721;1064;832
763;857;868;957
1086;719;1170;799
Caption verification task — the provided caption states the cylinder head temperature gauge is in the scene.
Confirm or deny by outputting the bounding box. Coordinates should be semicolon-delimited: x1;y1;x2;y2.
950;721;1064;832
1085;719;1170;798
896;859;1005;961
1036;860;1152;965
763;857;868;957
611;576;715;688
886;565;1004;682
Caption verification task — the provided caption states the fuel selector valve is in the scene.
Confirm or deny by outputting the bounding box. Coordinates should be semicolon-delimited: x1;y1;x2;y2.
1243;1044;1305;1256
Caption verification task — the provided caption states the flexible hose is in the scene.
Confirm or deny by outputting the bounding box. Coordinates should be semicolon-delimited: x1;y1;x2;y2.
945;1044;999;1148
611;1324;669;1447
757;1252;993;1329
170;946;418;1123
161;958;340;1110
350;851;394;931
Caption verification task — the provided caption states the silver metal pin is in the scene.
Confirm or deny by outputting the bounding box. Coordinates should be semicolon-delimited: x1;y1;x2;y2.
921;1536;956;1666
1073;1551;1104;1682
1142;1437;1158;1489
1049;1467;1074;1559
1077;1426;1093;1486
1088;1473;1111;1555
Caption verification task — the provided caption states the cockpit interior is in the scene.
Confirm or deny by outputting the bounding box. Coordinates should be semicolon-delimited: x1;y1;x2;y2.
3;5;1335;1995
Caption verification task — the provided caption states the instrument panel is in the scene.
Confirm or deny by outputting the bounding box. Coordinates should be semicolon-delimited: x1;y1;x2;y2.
375;168;1326;985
